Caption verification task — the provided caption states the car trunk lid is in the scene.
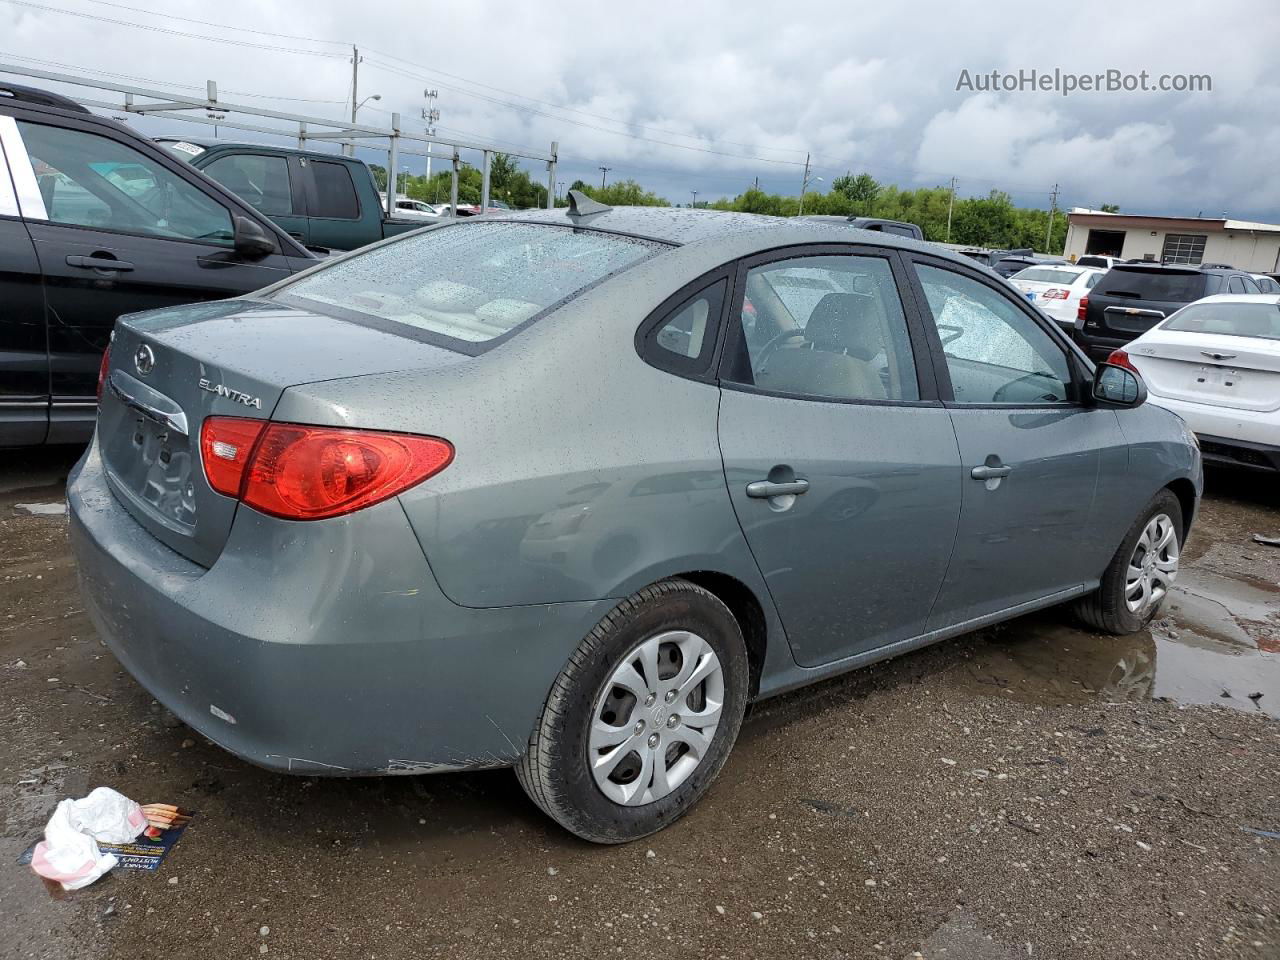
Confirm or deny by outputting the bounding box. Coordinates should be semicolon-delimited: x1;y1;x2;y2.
98;299;467;567
1128;332;1280;412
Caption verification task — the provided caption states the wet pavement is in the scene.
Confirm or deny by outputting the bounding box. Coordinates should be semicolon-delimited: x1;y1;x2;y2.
1;447;1276;959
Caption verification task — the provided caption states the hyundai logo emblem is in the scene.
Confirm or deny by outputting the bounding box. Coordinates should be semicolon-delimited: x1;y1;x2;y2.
134;344;155;376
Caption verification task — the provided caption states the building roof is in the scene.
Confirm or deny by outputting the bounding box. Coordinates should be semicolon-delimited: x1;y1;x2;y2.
1067;208;1280;234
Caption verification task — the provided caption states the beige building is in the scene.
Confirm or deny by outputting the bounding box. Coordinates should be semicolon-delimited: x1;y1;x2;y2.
1062;209;1280;273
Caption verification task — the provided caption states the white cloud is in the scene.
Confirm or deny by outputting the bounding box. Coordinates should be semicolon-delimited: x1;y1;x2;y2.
1;0;1277;218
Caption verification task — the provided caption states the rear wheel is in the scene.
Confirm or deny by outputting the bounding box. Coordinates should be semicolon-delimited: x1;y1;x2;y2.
515;579;749;843
1076;489;1183;635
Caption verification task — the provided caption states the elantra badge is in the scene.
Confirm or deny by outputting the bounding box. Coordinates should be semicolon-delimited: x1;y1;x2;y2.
198;378;262;409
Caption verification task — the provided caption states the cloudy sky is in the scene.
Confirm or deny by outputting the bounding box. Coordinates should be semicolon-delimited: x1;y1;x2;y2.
4;0;1279;219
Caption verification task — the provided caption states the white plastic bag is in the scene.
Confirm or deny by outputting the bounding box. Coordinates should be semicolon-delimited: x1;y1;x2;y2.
30;787;145;890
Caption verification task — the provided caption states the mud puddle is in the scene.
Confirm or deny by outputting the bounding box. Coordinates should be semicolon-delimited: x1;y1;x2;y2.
965;568;1280;719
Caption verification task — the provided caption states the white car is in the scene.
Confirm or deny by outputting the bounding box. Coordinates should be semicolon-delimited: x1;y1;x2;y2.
1252;273;1280;294
1118;294;1280;472
1076;255;1123;270
1008;264;1105;328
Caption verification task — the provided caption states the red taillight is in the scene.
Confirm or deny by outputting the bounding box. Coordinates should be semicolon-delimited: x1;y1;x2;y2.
1077;296;1089;324
1043;288;1069;300
200;417;268;498
96;345;111;401
200;417;453;520
1106;348;1140;373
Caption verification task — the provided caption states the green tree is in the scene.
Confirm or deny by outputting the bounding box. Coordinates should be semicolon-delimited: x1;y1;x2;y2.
832;172;880;215
1100;203;1120;213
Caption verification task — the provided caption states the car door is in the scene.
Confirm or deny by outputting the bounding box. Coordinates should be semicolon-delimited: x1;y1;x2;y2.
5;114;303;436
901;255;1128;629
716;245;963;667
198;150;310;246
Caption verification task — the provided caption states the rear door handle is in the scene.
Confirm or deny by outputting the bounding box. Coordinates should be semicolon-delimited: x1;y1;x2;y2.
746;479;810;498
970;464;1012;480
67;255;135;272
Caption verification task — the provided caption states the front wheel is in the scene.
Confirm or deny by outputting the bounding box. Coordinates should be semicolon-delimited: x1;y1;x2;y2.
1076;490;1183;635
515;579;749;843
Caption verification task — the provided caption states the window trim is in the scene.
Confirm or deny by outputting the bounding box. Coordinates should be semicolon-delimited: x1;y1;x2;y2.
715;242;943;407
898;252;1095;410
305;158;361;222
634;271;733;382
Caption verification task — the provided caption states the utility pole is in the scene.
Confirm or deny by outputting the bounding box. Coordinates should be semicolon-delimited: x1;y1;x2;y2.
690;190;698;208
599;166;611;189
1046;182;1060;253
945;176;957;243
753;176;759;191
345;45;360;157
797;153;812;216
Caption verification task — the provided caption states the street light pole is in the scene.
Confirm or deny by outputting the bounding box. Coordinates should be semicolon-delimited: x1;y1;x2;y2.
690;190;698;208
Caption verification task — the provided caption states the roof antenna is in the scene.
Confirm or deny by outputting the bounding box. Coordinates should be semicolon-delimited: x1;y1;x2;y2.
566;189;611;218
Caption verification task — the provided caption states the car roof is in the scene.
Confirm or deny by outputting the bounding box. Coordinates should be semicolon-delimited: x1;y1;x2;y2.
489;206;984;266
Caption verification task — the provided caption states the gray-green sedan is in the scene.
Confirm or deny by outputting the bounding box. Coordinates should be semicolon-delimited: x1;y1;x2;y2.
69;194;1201;842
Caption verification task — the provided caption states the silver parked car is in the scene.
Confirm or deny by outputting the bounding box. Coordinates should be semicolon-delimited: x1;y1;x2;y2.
69;194;1201;843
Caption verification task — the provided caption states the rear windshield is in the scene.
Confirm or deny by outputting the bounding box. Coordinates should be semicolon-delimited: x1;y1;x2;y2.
276;222;667;346
1012;267;1084;284
1164;301;1280;341
1093;268;1207;302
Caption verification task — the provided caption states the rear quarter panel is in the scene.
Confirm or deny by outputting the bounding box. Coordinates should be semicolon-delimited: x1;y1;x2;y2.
272;242;781;612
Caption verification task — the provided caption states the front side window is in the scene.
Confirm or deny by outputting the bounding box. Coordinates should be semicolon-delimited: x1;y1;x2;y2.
202;153;294;217
726;254;919;402
17;121;233;244
311;161;359;219
916;264;1074;405
278;222;666;346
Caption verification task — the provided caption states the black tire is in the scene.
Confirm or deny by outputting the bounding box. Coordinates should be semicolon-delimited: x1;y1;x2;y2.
1075;489;1183;635
515;579;749;844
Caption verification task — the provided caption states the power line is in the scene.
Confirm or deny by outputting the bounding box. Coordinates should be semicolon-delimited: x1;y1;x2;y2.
364;56;806;166
0;50;346;102
0;0;347;57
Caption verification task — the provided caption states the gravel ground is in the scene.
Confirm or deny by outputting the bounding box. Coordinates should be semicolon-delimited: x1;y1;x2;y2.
1;447;1276;960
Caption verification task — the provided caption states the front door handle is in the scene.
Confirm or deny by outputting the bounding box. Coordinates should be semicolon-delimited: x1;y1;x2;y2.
746;479;810;498
67;255;135;272
970;465;1012;480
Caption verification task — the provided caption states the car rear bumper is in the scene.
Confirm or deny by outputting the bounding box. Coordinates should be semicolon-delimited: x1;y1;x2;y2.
69;437;614;775
1145;392;1280;454
1196;434;1280;472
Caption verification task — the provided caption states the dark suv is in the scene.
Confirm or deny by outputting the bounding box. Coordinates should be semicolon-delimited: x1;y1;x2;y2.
1073;262;1263;361
0;83;317;446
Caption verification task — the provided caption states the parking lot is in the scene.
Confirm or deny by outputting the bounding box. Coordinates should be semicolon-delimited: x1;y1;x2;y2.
0;447;1274;959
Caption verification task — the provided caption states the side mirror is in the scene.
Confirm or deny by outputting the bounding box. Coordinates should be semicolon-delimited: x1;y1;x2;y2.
1092;363;1147;408
232;216;275;261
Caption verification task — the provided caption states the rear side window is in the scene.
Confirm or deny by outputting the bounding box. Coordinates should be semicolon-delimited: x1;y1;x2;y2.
278;222;666;346
637;279;728;379
1093;268;1207;302
1164;301;1280;340
311;161;359;219
202;153;294;216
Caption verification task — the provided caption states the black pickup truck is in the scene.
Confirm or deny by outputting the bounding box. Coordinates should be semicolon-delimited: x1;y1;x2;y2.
156;138;425;251
0;84;318;446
